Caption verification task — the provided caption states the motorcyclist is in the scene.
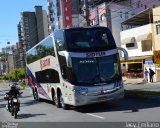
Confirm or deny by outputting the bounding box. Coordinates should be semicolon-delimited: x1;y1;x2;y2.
7;84;20;97
6;84;21;111
9;82;20;91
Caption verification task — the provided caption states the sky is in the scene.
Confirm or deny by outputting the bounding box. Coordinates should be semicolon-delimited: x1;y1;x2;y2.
0;0;47;49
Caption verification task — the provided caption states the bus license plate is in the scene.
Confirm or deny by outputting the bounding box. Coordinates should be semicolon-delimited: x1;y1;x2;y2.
98;96;107;101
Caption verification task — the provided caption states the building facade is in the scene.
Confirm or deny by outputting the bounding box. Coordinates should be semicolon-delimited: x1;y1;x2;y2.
89;2;130;48
35;6;49;42
20;11;38;49
16;6;49;68
17;22;25;68
47;0;80;32
86;0;160;48
0;45;16;74
120;6;160;81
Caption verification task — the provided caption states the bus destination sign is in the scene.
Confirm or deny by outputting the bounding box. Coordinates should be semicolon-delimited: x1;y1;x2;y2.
40;58;51;69
86;51;106;58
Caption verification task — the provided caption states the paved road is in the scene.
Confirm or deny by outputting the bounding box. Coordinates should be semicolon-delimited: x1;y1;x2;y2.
0;83;160;124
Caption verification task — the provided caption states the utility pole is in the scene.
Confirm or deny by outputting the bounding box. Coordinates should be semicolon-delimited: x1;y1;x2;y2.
84;0;90;26
106;1;112;32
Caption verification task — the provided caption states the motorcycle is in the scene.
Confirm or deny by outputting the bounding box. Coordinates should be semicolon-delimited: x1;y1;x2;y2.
4;92;23;119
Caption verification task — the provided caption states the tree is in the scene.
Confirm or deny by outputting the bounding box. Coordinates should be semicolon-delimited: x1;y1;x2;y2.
2;68;25;81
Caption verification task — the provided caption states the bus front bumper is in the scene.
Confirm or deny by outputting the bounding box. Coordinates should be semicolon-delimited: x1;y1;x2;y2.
72;87;124;106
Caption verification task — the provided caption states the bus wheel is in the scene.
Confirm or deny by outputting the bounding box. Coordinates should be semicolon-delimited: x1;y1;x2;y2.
34;89;41;101
52;90;56;105
34;91;38;101
55;93;61;108
60;92;69;110
32;88;35;99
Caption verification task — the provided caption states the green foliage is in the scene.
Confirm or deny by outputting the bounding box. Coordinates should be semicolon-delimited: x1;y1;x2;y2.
20;82;26;89
0;75;5;80
2;68;26;81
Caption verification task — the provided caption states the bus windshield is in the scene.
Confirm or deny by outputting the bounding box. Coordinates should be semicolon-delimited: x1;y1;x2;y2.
72;54;121;86
65;27;116;52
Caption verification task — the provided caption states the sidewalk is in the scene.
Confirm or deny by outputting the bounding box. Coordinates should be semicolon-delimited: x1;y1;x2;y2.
123;77;160;92
123;77;143;85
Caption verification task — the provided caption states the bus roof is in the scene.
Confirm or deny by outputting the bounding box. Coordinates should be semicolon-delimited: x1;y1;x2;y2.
57;26;108;31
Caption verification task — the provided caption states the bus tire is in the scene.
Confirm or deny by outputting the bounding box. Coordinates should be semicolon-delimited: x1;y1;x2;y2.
33;88;36;100
34;89;41;101
55;92;61;108
60;92;69;110
51;89;56;105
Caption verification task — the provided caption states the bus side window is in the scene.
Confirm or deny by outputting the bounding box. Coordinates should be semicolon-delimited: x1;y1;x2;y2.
61;66;73;83
58;55;72;82
35;69;60;83
102;33;109;45
95;31;108;46
61;65;67;79
55;30;65;52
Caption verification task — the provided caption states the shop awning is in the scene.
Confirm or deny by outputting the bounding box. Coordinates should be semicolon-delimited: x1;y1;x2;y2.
121;37;135;44
121;8;153;26
136;33;152;42
121;55;153;62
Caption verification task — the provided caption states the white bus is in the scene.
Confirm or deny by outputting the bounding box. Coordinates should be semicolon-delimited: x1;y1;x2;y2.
26;26;128;109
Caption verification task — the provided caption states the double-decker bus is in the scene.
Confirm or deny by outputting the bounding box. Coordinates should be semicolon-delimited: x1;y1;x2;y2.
26;26;128;110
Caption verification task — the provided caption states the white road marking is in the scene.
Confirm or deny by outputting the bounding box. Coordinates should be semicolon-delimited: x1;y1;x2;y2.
86;113;105;120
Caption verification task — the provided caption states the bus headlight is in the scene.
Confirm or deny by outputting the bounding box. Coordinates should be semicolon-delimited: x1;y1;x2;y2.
72;89;88;95
80;90;88;95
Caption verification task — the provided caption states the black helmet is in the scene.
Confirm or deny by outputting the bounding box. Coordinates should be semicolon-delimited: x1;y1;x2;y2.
10;84;16;89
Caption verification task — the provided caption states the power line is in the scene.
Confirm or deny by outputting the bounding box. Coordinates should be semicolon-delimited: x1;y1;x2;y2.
79;0;117;25
111;0;158;20
111;0;154;13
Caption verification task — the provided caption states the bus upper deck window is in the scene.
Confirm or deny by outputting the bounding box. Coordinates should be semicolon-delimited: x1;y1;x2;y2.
95;31;108;46
87;35;94;43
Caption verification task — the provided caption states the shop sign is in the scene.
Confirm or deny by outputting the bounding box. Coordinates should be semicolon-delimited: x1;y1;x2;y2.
145;61;153;65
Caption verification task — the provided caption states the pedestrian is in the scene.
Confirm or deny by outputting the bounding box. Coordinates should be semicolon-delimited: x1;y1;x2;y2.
144;68;149;83
149;68;155;83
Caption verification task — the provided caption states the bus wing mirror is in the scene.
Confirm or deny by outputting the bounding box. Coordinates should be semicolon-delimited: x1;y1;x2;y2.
66;55;72;67
59;51;72;67
117;47;128;61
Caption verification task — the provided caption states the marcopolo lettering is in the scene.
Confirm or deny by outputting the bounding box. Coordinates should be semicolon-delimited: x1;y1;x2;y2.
40;58;50;69
86;51;106;57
